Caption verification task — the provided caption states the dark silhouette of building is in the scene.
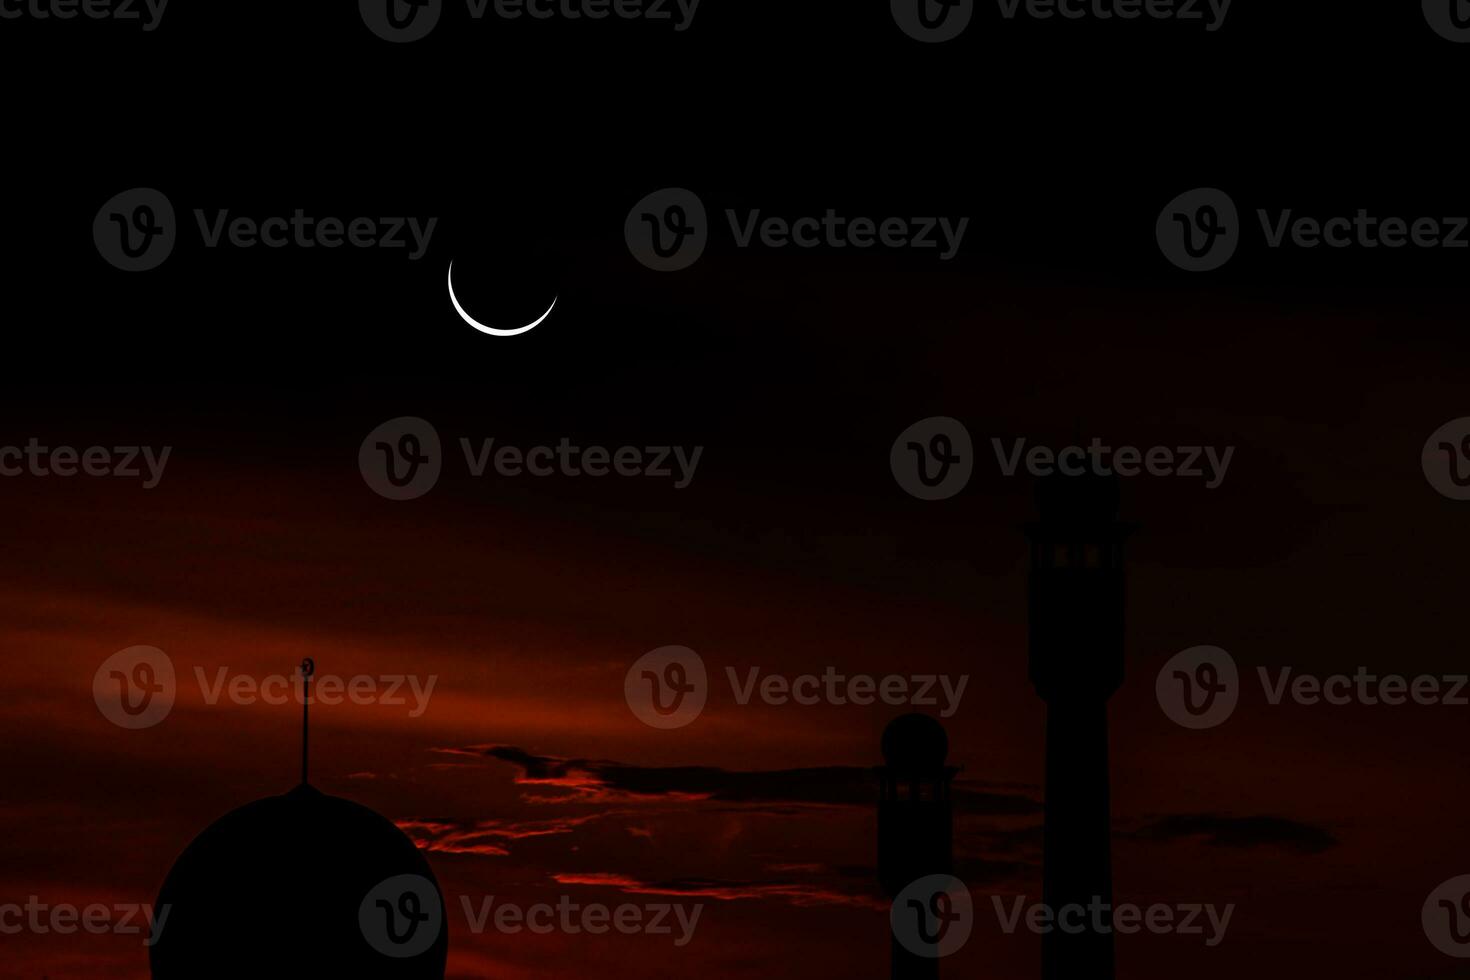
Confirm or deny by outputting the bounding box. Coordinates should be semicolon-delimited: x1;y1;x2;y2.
1026;475;1131;980
149;661;448;978
877;713;958;979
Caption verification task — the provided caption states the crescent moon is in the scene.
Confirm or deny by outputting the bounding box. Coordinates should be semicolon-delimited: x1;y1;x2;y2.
448;261;557;337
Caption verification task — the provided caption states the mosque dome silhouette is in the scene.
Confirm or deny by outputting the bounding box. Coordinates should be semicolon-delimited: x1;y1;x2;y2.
149;662;448;979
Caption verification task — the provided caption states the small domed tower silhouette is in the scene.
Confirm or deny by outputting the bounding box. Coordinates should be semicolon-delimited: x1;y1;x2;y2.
877;713;958;979
149;660;448;979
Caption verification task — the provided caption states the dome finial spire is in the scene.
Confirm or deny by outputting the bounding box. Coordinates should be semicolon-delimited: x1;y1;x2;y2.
300;658;316;786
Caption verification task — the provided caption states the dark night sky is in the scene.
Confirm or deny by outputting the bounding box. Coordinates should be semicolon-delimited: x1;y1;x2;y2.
3;3;1470;978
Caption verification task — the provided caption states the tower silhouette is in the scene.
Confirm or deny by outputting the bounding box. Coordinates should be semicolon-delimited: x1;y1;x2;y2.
1026;475;1131;980
149;661;448;978
877;713;958;979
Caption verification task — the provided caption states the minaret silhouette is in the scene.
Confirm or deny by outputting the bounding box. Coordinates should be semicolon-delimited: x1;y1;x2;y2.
1026;475;1131;980
877;713;958;979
